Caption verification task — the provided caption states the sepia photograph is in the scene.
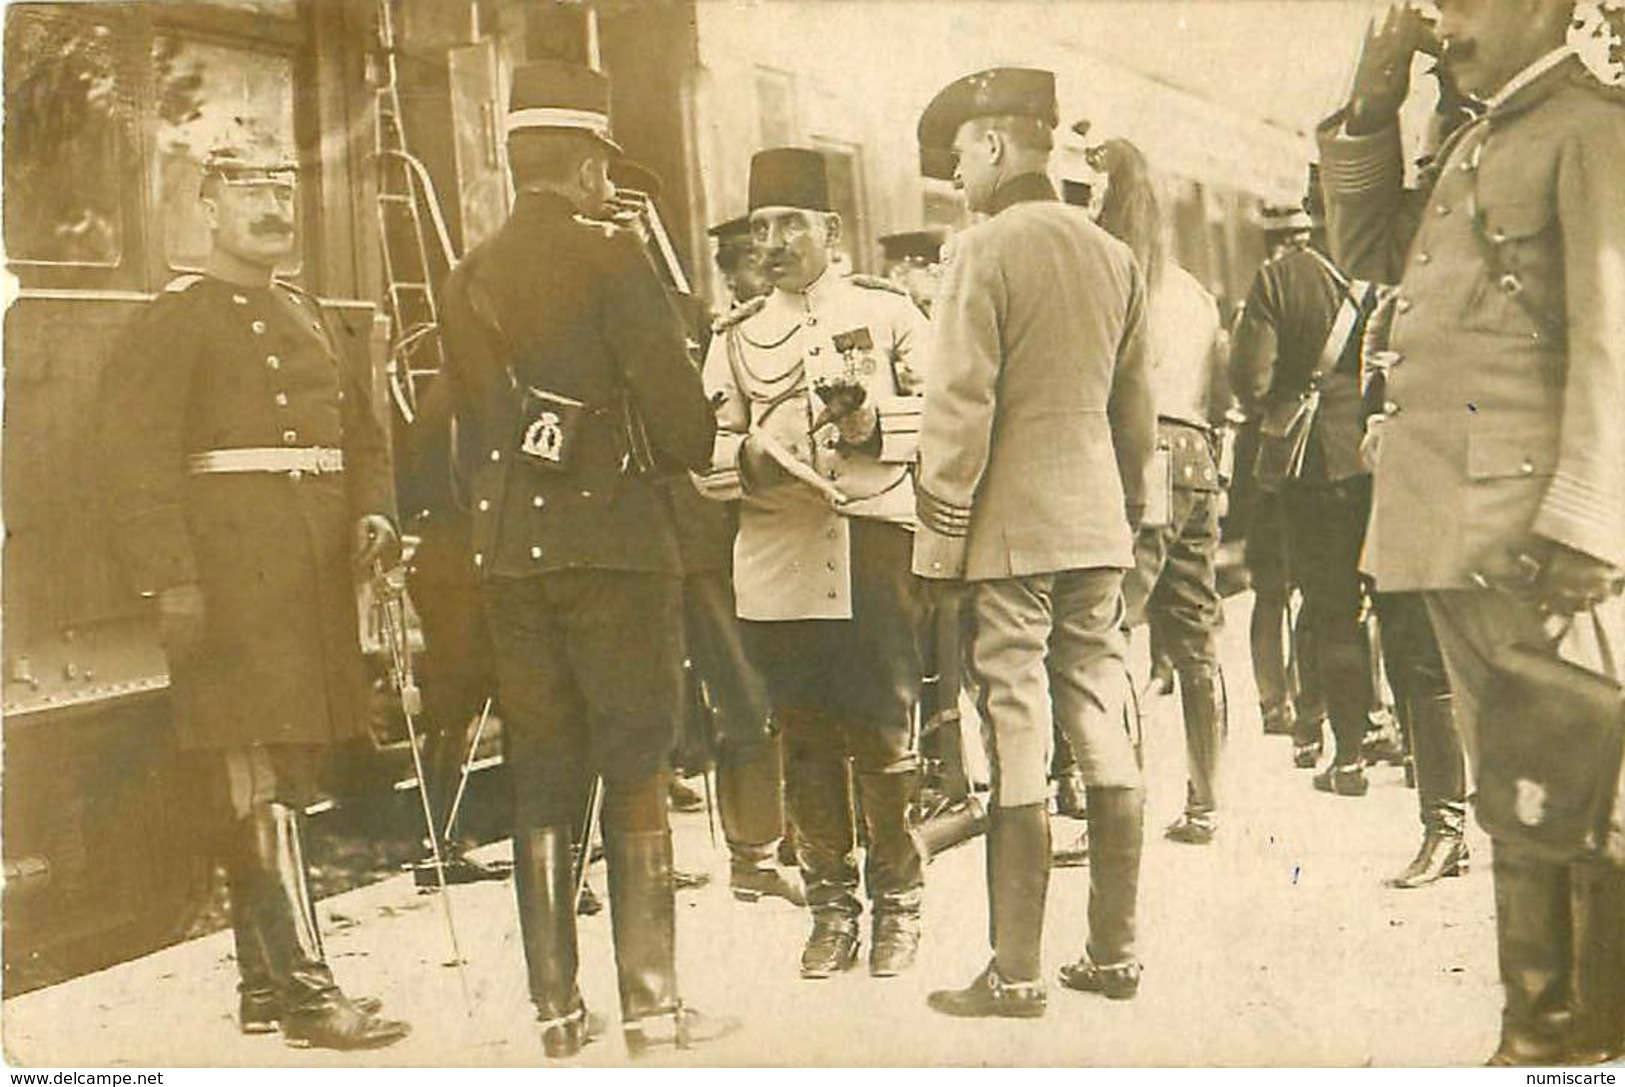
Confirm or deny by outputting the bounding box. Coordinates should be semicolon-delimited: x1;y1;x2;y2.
1;0;1622;1071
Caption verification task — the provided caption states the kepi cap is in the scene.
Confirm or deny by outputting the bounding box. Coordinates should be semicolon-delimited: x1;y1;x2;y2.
1260;204;1314;233
708;214;753;245
879;230;946;266
748;148;830;212
201;117;296;186
507;59;620;152
917;67;1058;181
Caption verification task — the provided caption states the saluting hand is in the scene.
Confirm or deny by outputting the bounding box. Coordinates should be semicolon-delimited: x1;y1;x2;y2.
354;514;401;570
1348;2;1434;135
156;582;207;661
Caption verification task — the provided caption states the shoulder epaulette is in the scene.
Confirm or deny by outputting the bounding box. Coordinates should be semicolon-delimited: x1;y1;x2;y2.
848;273;909;297
163;274;204;293
713;294;767;333
572;213;620;238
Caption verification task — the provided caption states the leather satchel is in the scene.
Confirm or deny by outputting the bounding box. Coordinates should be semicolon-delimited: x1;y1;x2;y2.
1476;611;1625;864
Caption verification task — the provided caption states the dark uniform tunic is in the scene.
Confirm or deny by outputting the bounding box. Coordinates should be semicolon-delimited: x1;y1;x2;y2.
100;277;393;750
439;190;714;822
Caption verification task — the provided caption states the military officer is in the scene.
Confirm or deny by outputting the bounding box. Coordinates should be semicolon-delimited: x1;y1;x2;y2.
709;214;773;307
98;136;410;1050
1092;136;1234;846
1319;0;1625;1063
912;68;1155;1017
698;147;930;980
438;59;734;1059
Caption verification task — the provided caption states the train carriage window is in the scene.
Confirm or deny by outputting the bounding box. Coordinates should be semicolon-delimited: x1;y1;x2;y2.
150;36;298;274
3;10;126;267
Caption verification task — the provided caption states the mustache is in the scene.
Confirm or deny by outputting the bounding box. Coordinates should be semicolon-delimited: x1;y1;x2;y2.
250;218;293;236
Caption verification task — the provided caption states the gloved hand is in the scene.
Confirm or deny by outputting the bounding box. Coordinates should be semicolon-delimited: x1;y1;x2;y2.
355;514;401;570
1347;2;1435;135
1536;541;1625;616
157;582;207;660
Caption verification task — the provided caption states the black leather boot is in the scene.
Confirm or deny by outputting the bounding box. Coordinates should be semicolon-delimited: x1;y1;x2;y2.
1568;863;1625;1064
927;803;1051;1018
514;825;601;1059
1060;786;1143;1000
858;770;925;977
719;742;804;905
785;750;861;921
237;804;409;1050
228;871;280;1035
1174;663;1226;837
605;828;739;1056
1486;842;1574;1066
1389;693;1467;888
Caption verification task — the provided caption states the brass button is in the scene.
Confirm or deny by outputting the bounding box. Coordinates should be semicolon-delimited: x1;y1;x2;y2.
274;393;289;407
531;546;543;559
1382;401;1400;415
288;469;303;481
489;449;501;462
826;590;838;600
826;560;837;571
473;553;484;567
580;489;594;499
532;495;545;508
1416;252;1432;265
477;499;490;512
1492;228;1508;243
1520;459;1535;475
267;355;281;369
1435;204;1450;217
827;528;838;540
805;315;818;328
233;294;248;305
1396;298;1412;314
251;320;267;334
282;429;298;444
809;345;821;356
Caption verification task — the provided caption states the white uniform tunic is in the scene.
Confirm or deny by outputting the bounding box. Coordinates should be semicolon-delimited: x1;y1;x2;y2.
700;270;929;621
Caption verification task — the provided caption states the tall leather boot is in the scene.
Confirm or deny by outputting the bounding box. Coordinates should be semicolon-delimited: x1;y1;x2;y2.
605;828;739;1056
858;770;925;976
1167;664;1225;844
1486;841;1574;1065
786;750;861;977
718;741;804;905
239;803;409;1050
1060;786;1144;1000
226;861;278;1034
927;803;1049;1018
1569;863;1625;1063
1388;694;1469;889
513;825;599;1058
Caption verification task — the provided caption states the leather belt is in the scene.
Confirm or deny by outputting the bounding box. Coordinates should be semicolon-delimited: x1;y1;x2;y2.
187;447;345;477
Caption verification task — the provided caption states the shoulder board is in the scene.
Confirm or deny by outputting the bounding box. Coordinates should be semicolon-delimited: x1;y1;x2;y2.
713;294;767;333
163;274;204;293
847;273;909;297
572;214;620;238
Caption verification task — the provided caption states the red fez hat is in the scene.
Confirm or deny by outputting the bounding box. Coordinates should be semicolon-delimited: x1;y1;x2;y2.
748;148;831;212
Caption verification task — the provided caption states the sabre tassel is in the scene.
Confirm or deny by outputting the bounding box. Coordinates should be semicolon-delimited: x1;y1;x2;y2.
372;561;474;1017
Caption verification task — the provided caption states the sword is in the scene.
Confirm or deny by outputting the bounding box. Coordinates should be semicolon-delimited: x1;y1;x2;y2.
575;775;605;908
441;696;493;843
372;560;473;1016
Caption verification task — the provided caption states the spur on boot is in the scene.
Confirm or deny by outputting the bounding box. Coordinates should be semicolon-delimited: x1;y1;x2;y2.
1386;832;1468;889
623;1004;740;1057
1058;955;1141;1001
799;913;860;978
927;960;1046;1019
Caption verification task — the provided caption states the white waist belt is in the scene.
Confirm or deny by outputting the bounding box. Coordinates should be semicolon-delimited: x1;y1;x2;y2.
188;447;345;476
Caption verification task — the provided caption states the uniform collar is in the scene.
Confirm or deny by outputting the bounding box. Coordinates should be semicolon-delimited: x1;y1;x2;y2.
772;262;841;311
1484;47;1579;118
514;188;582;222
985;172;1057;216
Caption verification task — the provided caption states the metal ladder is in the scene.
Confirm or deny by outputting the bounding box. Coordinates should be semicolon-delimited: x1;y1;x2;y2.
373;0;459;425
